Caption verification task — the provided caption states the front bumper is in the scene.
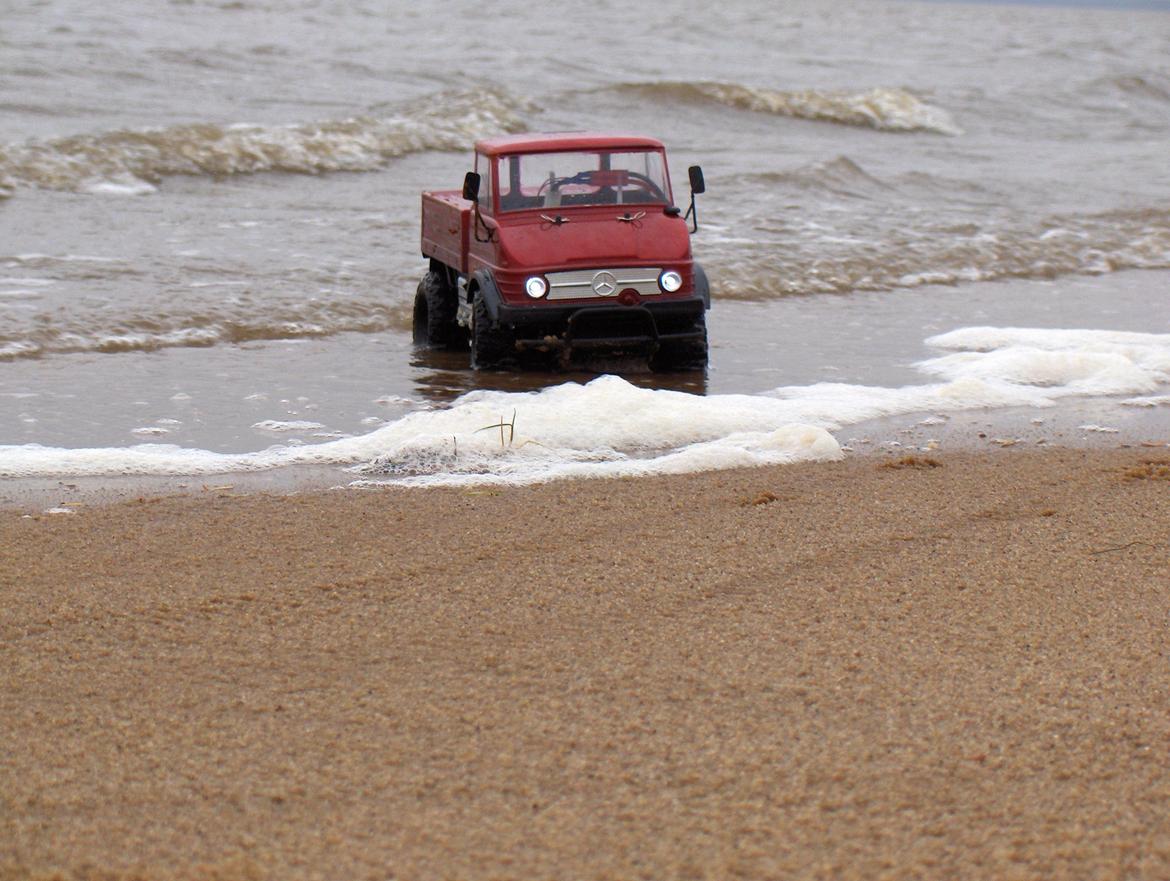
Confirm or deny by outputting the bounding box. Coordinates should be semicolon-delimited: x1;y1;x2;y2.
498;296;706;352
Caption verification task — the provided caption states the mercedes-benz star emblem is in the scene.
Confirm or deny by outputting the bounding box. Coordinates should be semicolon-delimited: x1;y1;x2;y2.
591;270;618;296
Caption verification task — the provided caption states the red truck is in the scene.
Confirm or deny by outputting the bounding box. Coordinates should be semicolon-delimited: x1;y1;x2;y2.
414;132;709;370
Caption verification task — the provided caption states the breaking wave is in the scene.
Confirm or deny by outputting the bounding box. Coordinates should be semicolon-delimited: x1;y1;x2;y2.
609;81;961;135
708;207;1170;299
0;88;529;194
3;326;1168;484
0;298;411;362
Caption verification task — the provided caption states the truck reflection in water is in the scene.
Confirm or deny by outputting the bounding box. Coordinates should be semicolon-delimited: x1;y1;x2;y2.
408;345;709;406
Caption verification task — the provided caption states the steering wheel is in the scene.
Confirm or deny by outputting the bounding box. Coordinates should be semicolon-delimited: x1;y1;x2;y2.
622;171;668;202
537;171;592;195
535;170;667;202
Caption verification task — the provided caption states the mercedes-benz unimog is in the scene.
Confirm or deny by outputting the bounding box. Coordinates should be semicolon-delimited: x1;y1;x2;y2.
414;132;709;370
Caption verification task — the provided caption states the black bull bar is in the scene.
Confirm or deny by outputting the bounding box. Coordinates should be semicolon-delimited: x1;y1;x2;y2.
503;300;705;361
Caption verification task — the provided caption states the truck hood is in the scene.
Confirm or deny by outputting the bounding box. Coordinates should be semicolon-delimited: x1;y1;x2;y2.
495;209;692;269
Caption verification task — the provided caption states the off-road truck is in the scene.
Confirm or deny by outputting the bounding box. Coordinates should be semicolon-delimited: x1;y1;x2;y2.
413;132;709;369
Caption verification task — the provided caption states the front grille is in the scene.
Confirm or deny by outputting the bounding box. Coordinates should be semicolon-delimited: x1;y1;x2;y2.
546;267;662;301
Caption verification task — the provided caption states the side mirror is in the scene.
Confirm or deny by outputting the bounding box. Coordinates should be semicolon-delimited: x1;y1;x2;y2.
462;171;481;202
688;165;706;195
684;165;705;233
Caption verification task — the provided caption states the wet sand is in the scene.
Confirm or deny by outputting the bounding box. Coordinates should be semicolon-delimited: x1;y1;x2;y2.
3;448;1170;880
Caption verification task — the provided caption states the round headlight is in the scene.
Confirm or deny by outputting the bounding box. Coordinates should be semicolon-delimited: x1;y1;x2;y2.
659;270;683;293
525;276;548;299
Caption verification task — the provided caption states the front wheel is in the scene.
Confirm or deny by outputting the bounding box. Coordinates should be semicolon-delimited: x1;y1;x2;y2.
470;291;515;369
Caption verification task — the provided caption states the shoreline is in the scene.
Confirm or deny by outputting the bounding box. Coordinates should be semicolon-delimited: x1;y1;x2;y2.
3;401;1167;512
6;268;1169;493
4;446;1170;879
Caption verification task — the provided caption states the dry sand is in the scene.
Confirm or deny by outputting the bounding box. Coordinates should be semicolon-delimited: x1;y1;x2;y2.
2;448;1170;880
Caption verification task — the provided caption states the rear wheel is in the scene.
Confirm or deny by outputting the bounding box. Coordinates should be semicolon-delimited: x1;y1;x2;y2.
652;312;708;372
412;269;465;349
470;290;515;369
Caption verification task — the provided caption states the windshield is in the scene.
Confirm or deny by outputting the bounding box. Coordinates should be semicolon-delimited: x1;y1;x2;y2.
496;150;671;212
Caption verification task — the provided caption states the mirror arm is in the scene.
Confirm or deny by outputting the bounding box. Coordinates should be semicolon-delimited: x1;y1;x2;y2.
684;192;699;233
472;203;495;243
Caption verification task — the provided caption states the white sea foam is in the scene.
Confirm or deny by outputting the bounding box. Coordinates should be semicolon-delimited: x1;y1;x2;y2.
0;341;42;359
924;327;1170;395
373;394;425;407
80;176;158;196
1122;394;1170;408
0;277;56;286
252;419;327;432
2;327;1168;486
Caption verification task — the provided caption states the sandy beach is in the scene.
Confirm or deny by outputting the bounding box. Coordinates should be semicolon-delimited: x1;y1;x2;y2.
4;0;1170;877
3;447;1169;880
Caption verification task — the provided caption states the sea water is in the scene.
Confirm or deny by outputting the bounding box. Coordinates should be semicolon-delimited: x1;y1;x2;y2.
1;0;1168;487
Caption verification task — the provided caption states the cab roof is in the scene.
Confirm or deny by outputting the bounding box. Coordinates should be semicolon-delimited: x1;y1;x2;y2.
474;132;666;157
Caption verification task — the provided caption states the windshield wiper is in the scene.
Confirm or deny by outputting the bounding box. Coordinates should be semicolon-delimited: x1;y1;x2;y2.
617;211;646;223
540;214;569;225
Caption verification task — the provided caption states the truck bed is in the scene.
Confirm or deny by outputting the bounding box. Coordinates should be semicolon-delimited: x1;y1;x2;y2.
420;190;471;274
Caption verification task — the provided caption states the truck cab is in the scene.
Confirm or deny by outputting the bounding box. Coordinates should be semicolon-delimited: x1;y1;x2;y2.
414;132;709;370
